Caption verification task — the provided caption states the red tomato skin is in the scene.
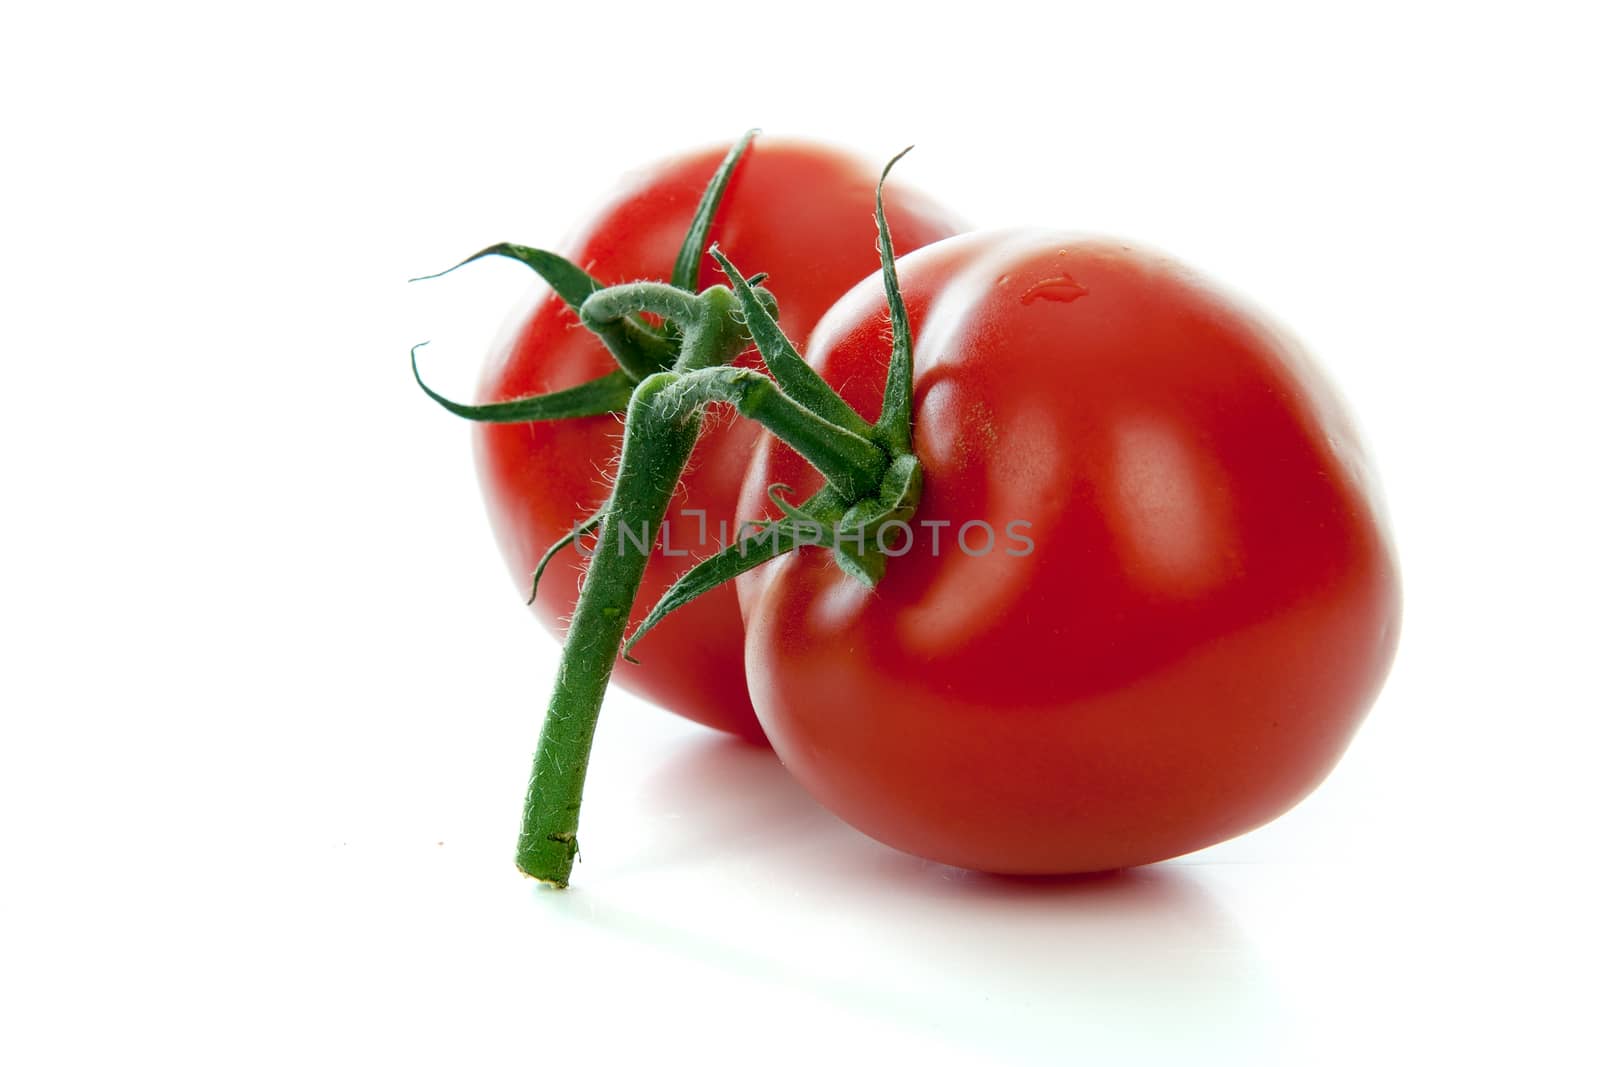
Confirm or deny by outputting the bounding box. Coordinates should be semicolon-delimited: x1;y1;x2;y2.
473;141;964;741
738;230;1401;870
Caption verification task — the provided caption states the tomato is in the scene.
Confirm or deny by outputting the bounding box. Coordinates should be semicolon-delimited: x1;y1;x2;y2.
736;230;1401;871
474;140;964;740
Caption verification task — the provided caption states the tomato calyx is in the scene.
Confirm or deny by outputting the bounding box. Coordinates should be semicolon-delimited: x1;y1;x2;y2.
412;133;788;607
622;149;926;660
409;130;760;425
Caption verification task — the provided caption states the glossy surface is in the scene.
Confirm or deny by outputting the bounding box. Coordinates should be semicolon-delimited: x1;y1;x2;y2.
739;231;1402;871
474;141;964;739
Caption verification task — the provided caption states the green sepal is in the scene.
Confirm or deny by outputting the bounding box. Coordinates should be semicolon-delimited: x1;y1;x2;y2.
413;344;632;422
621;484;845;661
619;531;783;664
710;247;878;441
830;536;885;586
624;453;924;661
411;242;599;311
671;130;757;293
873;451;924;520
412;242;670;380
764;482;836;538
872;147;917;453
657;365;884;497
829;453;922;587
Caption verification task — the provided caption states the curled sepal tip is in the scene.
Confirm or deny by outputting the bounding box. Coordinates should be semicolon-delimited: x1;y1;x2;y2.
407;244;597;308
412;343;633;422
409;243;670;380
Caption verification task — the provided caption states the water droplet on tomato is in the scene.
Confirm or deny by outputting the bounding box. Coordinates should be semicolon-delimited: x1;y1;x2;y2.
1022;274;1088;305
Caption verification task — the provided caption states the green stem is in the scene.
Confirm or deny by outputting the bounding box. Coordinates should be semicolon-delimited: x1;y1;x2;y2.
581;282;705;336
516;373;698;884
516;284;775;886
581;283;773;372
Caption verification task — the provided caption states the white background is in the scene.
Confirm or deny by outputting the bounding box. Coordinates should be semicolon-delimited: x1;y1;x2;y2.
3;2;1596;1063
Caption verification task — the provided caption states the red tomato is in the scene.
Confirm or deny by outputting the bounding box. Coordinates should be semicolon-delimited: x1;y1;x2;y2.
475;141;964;740
737;230;1401;870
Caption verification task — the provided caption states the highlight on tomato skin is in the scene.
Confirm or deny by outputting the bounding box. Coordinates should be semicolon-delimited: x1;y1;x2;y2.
734;229;1402;874
471;140;966;742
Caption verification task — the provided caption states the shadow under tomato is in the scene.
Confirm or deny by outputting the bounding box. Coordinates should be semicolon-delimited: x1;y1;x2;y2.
548;734;1287;1064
